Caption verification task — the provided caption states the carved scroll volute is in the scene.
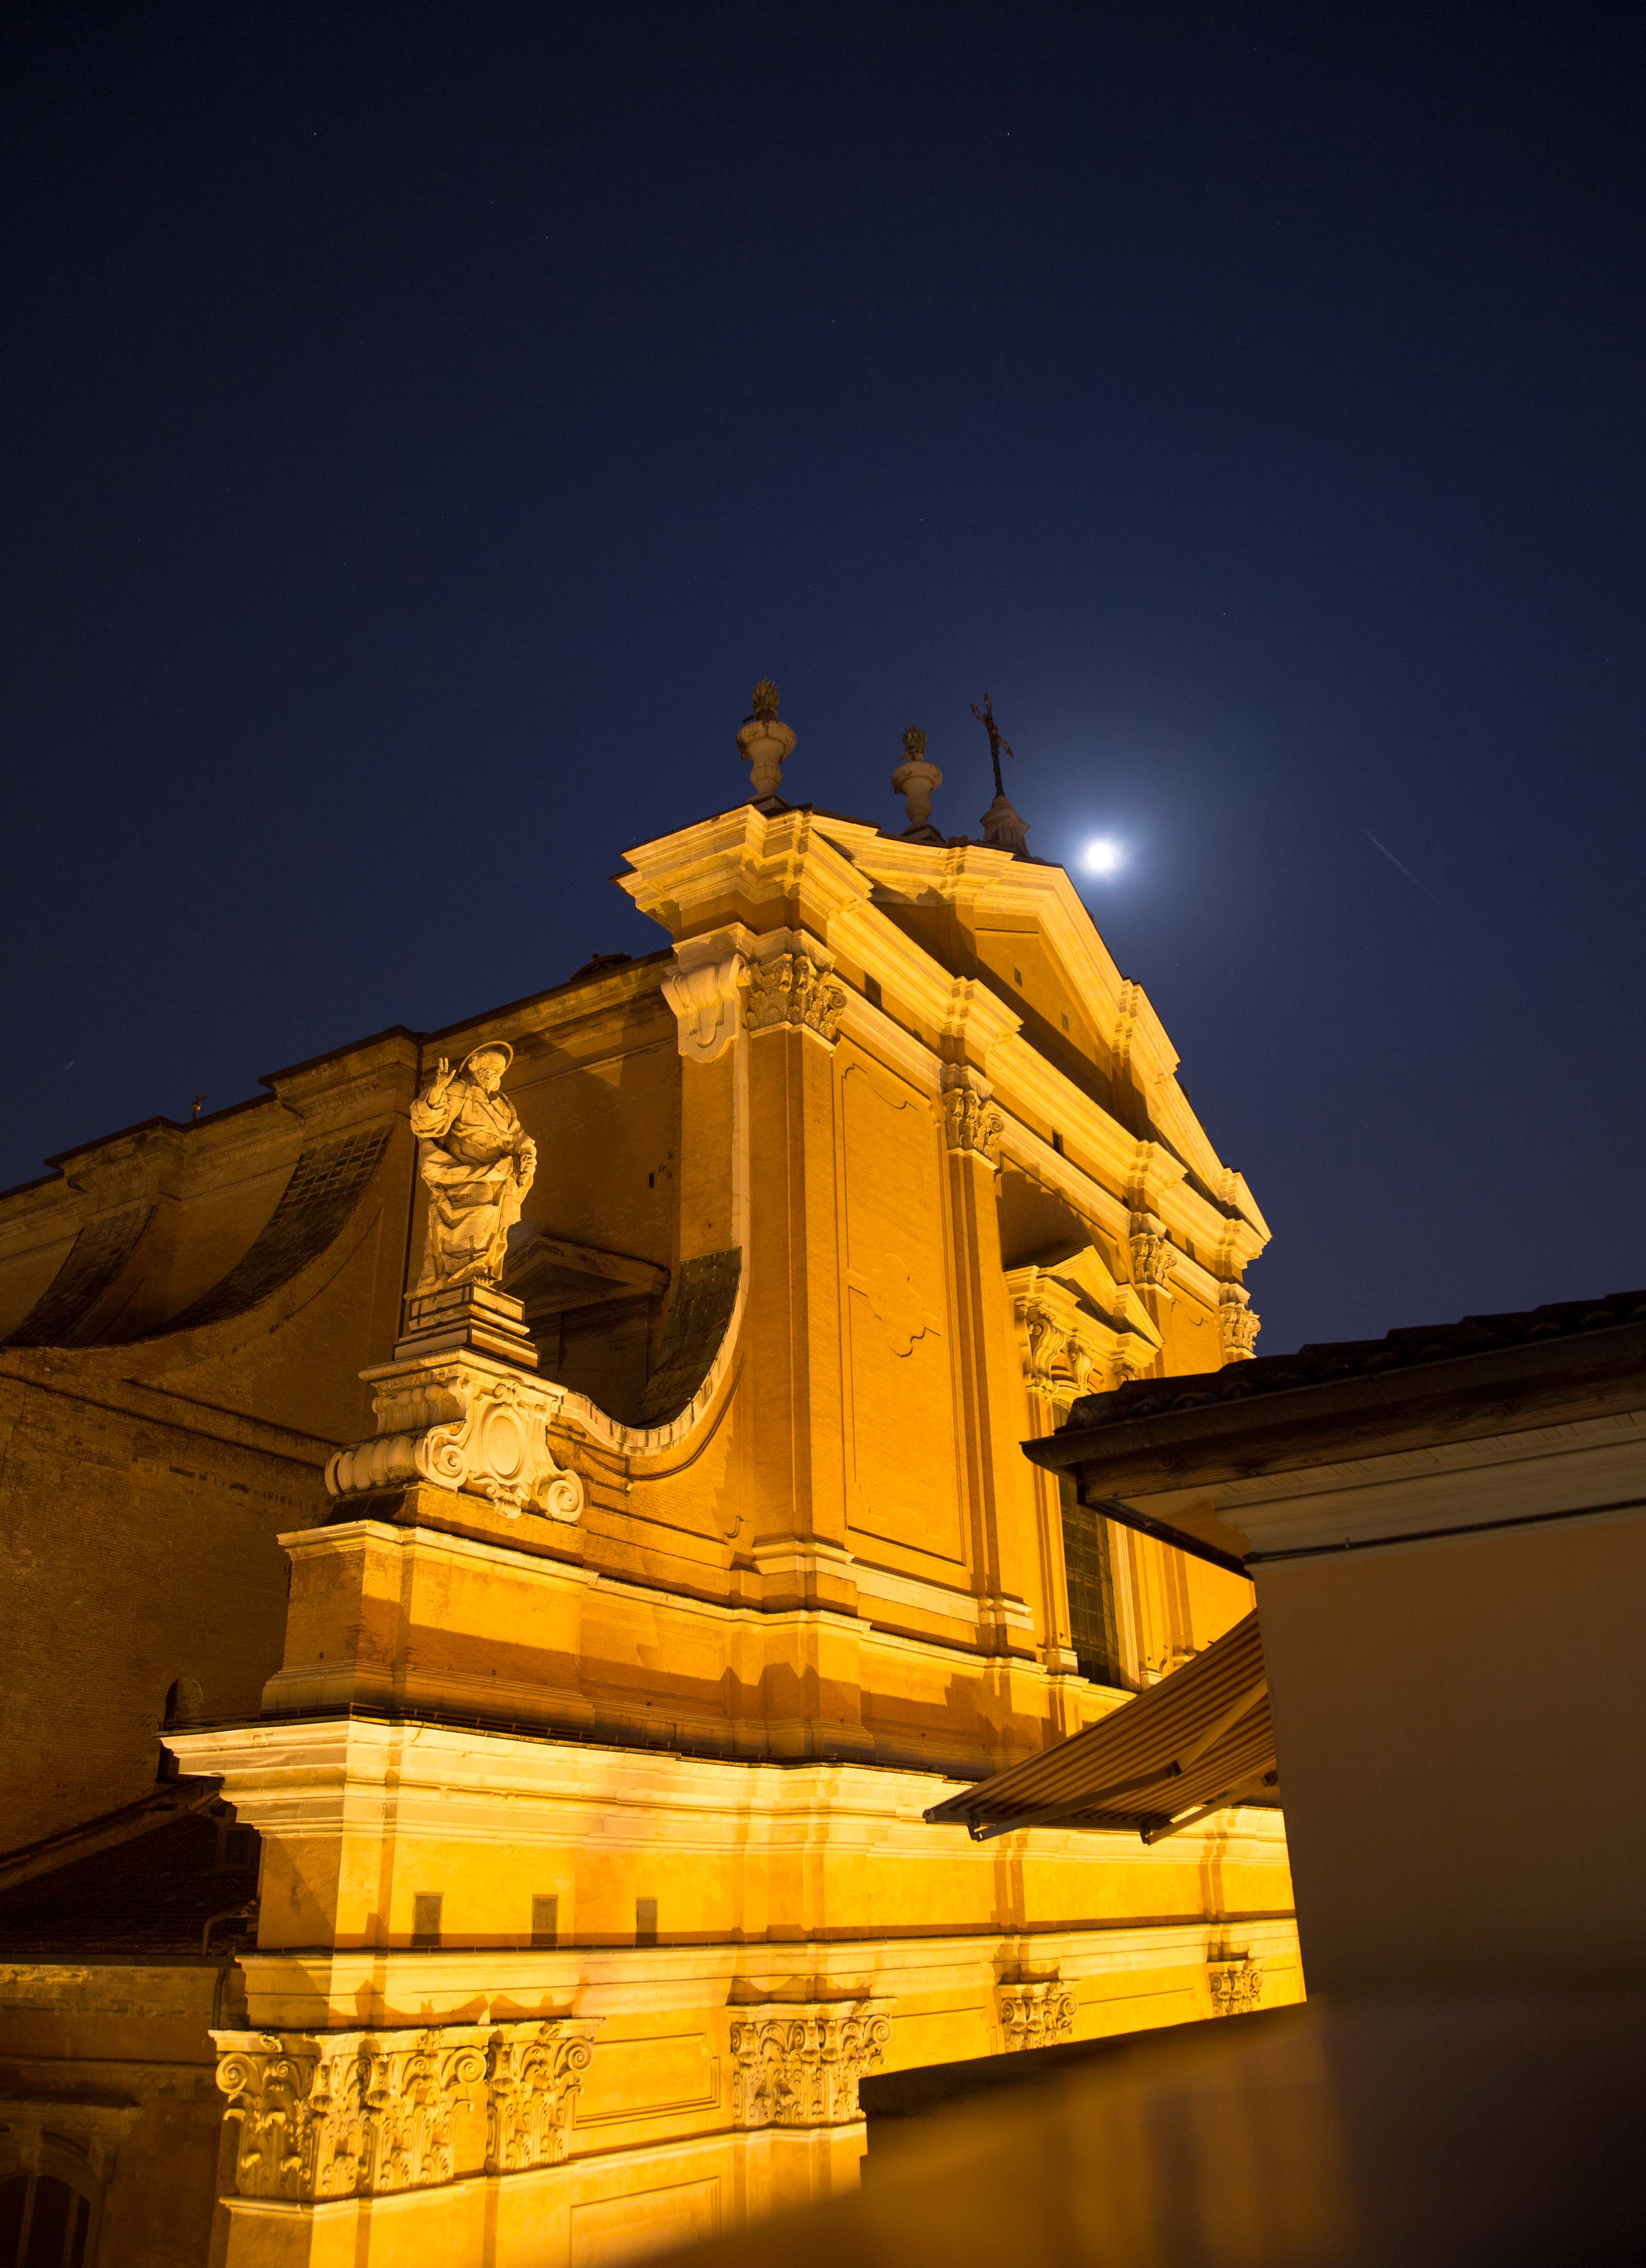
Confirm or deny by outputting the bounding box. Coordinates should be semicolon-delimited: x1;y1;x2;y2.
662;952;747;1064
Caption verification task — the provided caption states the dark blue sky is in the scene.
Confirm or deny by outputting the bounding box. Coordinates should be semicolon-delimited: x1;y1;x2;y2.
4;3;1642;1353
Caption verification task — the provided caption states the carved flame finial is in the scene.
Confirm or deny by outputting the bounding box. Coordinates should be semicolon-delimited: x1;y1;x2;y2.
737;678;796;801
902;725;927;758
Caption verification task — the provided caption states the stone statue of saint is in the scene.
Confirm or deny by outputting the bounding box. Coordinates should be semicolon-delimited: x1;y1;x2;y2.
409;1043;537;1289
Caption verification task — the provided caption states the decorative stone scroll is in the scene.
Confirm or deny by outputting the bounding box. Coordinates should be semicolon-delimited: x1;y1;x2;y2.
1207;1956;1264;2016
326;1350;584;1522
745;951;846;1043
1218;1283;1261;1362
214;2021;596;2201
997;1973;1078;2052
728;1999;892;2130
1128;1211;1177;1293
661;952;746;1064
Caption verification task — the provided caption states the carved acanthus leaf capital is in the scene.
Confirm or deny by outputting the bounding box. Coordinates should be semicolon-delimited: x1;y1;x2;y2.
214;2021;598;2201
728;1998;892;2130
997;1972;1078;2052
1207;1957;1264;2016
745;949;846;1043
1218;1283;1261;1362
1128;1210;1177;1293
943;1082;1004;1166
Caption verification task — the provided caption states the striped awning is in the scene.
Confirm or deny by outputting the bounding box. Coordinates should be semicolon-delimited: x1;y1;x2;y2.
925;1611;1278;1845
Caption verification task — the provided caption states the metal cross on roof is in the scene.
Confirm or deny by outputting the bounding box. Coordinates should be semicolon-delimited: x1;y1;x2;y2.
969;693;1016;799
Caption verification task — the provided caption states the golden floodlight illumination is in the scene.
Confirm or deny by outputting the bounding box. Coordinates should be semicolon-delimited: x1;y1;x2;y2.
0;700;1285;2268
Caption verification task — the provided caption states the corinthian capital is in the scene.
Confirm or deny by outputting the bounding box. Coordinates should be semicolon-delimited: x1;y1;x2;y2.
746;948;846;1043
941;1067;1004;1166
728;1999;892;2130
997;1971;1078;2052
214;2019;598;2202
1128;1211;1177;1292
1218;1283;1261;1361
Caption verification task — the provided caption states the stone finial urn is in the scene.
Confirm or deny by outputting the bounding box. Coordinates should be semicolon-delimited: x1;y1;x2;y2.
737;678;796;801
892;725;943;832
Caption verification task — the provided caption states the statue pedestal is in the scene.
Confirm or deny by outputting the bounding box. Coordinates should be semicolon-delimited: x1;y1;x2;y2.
325;1282;584;1523
396;1279;538;1366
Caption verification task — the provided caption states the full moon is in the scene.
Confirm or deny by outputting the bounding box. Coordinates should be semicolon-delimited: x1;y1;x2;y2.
1082;837;1122;877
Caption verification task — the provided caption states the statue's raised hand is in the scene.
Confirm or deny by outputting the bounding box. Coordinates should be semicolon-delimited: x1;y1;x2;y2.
427;1056;454;1099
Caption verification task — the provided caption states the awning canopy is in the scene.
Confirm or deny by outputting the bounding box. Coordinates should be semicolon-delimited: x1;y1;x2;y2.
925;1611;1279;1845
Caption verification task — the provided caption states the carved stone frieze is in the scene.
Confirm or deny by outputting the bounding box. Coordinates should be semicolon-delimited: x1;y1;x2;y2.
1128;1211;1177;1293
728;2000;892;2130
214;2021;597;2201
997;1973;1078;2052
326;1352;585;1522
1207;1957;1264;2016
1218;1284;1261;1362
745;951;846;1043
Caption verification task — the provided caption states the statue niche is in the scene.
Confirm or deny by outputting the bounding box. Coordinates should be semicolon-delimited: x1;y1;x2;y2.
409;1044;536;1290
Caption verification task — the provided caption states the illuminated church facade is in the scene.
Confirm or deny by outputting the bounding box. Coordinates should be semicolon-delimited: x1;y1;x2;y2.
0;703;1298;2266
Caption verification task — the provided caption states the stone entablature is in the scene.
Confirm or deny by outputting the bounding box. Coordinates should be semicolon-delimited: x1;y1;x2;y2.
617;804;1269;1304
213;2019;597;2200
728;1999;892;2129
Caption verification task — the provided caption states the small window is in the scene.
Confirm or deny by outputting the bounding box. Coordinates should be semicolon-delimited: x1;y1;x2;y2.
1051;1130;1065;1157
635;1897;658;1947
531;1895;559;1949
162;1677;203;1728
864;974;883;1010
1060;1012;1069;1031
1012;967;1023;986
411;1894;443;1949
1061;1477;1124;1687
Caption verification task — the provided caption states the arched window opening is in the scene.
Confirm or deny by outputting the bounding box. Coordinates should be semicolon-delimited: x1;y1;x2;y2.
0;2169;94;2267
161;1676;203;1729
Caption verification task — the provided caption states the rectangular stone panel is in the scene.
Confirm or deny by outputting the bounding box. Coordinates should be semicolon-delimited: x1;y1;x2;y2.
837;1060;964;1564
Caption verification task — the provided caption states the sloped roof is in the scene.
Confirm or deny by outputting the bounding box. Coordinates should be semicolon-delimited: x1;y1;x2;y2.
1059;1288;1646;1437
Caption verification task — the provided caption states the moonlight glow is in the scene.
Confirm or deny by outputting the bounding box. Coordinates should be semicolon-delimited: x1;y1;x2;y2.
1082;837;1123;877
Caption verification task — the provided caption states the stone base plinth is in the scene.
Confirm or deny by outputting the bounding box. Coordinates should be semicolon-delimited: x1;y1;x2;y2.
326;1343;584;1522
397;1280;538;1366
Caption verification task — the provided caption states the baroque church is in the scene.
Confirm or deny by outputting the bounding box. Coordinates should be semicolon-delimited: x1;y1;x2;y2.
0;691;1298;2267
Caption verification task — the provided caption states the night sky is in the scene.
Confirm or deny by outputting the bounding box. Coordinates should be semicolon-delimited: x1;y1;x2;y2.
4;4;1643;1355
